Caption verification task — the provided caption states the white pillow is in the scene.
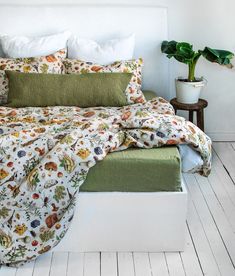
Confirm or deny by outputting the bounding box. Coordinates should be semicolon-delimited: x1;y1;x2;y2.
0;30;71;58
68;34;135;65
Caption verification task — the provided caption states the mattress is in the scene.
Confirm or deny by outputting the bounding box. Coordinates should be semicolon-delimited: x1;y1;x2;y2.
81;147;182;192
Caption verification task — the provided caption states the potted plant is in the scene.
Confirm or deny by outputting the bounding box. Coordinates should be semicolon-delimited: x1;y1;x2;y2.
161;40;234;104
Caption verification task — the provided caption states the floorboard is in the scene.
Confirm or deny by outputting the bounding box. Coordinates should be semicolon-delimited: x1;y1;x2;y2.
15;261;35;276
133;253;151;276
33;252;52;276
49;252;68;276
195;174;235;266
149;253;169;276
180;226;203;276
83;253;100;276
212;148;235;205
186;173;235;275
184;175;222;276
117;253;135;276
101;252;117;276
231;142;235;151
208;157;235;231
165;252;185;276
67;252;84;276
213;142;235;183
0;142;235;276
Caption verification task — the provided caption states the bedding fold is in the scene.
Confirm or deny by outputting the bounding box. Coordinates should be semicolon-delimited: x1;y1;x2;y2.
0;97;211;266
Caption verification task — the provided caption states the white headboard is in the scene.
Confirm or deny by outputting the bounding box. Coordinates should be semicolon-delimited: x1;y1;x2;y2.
0;2;169;98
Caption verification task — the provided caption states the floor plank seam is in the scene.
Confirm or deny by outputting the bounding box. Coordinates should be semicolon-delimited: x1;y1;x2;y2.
32;259;36;276
48;252;54;276
116;252;119;276
163;253;170;276
186;222;204;275
147;253;153;276
99;252;101;276
132;253;136;276
179;252;187;276
222;164;234;185
83;252;85;276
65;252;69;276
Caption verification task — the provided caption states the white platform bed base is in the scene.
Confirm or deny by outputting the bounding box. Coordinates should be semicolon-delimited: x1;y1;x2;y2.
53;180;188;252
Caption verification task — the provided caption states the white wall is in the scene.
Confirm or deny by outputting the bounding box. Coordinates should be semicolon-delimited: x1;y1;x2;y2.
0;0;234;140
162;0;235;141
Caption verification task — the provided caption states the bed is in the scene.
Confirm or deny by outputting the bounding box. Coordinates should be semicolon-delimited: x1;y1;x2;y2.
0;3;212;266
52;90;187;253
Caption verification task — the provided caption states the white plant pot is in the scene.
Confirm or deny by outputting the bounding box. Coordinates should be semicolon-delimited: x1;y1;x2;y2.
175;78;206;104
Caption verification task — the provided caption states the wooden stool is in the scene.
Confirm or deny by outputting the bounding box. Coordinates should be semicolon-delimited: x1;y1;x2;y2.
170;98;208;131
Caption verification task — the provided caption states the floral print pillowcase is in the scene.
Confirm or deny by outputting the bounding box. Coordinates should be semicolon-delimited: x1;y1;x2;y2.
0;49;67;105
63;58;146;104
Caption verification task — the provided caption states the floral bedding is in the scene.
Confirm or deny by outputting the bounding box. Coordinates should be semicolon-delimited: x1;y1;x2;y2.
0;97;211;266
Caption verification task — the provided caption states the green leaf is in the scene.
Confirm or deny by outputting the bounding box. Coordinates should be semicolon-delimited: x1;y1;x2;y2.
161;40;177;55
176;42;194;57
161;40;196;64
201;47;234;68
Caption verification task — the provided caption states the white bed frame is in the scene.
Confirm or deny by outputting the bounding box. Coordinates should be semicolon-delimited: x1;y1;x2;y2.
54;180;187;252
0;1;188;252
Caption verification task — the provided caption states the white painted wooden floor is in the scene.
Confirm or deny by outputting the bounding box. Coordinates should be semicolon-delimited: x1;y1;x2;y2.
1;142;235;276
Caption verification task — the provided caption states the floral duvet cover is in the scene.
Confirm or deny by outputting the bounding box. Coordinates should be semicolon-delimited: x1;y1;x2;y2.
0;97;211;266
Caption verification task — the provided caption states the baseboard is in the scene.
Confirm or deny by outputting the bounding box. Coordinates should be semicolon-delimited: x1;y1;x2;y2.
206;132;235;142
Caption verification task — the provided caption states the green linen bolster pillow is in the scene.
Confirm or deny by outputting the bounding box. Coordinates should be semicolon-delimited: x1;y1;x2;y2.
6;71;133;107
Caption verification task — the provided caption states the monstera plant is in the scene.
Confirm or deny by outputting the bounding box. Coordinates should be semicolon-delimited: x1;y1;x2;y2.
161;40;234;103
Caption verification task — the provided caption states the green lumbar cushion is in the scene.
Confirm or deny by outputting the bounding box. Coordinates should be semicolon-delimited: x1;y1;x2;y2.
6;71;133;107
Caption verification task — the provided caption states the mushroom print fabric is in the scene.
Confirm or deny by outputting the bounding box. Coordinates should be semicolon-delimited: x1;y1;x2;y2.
0;97;211;266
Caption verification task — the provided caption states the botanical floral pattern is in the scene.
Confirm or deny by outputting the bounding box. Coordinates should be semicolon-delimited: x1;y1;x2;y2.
0;49;67;104
0;97;211;266
63;58;146;104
